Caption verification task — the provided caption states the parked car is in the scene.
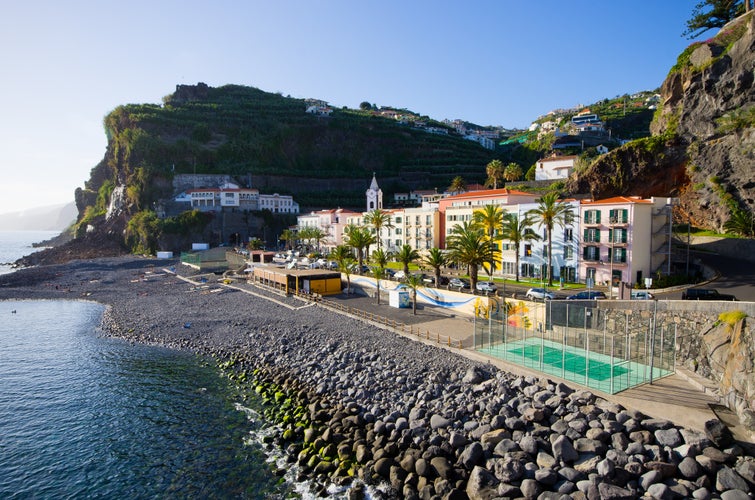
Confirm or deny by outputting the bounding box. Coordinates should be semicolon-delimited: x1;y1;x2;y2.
449;278;470;290
566;291;607;300
630;290;655;300
526;287;555;300
681;288;737;301
392;270;406;280
476;281;497;293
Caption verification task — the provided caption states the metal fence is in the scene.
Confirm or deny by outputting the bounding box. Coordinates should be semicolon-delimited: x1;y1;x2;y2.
473;300;675;394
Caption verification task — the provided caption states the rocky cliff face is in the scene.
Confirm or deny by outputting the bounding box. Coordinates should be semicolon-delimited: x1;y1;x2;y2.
568;12;755;231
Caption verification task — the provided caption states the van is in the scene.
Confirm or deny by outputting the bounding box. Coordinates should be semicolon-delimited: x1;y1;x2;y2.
631;290;654;300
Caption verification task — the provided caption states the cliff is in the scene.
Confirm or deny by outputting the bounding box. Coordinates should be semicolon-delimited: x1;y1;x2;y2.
568;12;755;232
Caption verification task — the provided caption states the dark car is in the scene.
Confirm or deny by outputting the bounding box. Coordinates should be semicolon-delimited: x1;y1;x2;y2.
681;288;737;301
566;291;607;300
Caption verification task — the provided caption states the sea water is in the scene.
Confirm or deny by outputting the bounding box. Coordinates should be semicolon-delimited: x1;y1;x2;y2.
0;299;291;498
0;230;60;275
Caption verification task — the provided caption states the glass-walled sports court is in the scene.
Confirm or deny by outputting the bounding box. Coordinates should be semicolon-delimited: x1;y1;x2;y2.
473;300;675;394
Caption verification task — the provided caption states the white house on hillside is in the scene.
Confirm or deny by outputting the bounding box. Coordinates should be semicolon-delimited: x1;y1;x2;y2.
535;155;577;181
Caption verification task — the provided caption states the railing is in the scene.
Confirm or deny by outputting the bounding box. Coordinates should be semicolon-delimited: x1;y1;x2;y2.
318;297;465;349
251;279;465;349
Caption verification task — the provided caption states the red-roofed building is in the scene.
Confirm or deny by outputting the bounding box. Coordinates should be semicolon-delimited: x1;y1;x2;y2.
579;196;676;294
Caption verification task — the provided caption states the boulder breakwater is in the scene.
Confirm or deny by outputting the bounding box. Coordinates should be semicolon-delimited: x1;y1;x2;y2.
1;257;753;499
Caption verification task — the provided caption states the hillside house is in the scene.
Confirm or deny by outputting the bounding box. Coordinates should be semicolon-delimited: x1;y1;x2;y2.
535;155;577;181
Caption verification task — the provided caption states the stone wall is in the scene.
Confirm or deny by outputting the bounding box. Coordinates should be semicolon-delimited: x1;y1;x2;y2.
600;300;755;431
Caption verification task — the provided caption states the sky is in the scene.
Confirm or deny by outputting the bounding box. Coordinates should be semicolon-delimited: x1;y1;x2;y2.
0;0;712;215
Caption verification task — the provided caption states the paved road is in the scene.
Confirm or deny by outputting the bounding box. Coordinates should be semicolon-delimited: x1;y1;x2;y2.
651;251;755;302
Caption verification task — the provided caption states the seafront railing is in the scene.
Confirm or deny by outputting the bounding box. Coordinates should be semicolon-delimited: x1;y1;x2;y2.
314;296;465;349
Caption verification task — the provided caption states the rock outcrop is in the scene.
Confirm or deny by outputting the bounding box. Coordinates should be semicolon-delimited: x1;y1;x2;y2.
568;12;755;232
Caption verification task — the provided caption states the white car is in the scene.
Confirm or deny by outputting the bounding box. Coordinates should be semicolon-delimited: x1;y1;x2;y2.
476;281;497;293
526;288;555;300
631;290;655;300
392;270;406;280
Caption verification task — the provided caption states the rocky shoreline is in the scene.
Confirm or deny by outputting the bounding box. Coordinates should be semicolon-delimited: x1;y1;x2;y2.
1;256;753;499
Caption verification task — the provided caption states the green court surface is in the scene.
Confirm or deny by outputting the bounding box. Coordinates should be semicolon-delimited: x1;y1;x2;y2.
480;338;671;394
507;344;629;381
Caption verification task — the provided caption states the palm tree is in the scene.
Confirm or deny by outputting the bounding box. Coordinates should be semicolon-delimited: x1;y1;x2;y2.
446;221;497;291
364;209;392;249
504;162;523;182
485;159;504;189
279;228;296;250
309;227;327;253
448;176;467;195
500;212;540;282
422;247;447;287
404;273;424;315
329;245;355;293
723;209;754;237
473;204;503;278
370;248;390;305
344;224;375;273
527;192;574;286
395;244;419;276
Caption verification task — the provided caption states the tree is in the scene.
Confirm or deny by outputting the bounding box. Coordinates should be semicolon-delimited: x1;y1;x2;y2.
370;248;390;305
500;212;540;282
527;192;574;286
485;159;504;189
359;101;372;111
297;226;326;253
473;204;504;278
279;228;296;250
504;162;523;182
422;247;447;287
364;209;393;249
404;273;424;315
344;224;375;273
449;176;467;194
723;209;754;237
395;244;419;275
683;0;746;39
446;221;497;291
330;245;356;293
124;210;160;254
525;164;536;181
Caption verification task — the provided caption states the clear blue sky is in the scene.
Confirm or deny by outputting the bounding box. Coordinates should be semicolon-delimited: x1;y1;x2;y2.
0;0;710;215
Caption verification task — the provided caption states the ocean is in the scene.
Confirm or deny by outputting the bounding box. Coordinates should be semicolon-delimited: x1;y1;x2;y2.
0;232;299;498
0;230;60;275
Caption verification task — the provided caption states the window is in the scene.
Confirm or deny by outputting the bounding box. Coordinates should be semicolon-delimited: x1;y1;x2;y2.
564;228;573;241
542;247;548;257
426;215;431;225
564;245;573;260
395;228;402;235
608;228;627;244
583;246;600;261
395;217;402;223
524;244;532;256
609;208;628;224
609;247;627;263
584;228;601;243
584;209;601;224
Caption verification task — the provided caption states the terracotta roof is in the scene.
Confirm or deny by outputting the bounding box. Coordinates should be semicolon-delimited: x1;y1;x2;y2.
581;196;652;205
443;188;536;200
538;155;578;162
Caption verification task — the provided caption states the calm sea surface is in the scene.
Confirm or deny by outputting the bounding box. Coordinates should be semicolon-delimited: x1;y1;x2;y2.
0;300;291;498
0;230;59;275
0;232;295;498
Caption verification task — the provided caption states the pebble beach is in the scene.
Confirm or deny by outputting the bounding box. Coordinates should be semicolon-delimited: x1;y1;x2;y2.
1;256;753;499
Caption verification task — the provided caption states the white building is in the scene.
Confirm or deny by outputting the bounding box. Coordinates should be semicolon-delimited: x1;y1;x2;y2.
534;155;577;181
